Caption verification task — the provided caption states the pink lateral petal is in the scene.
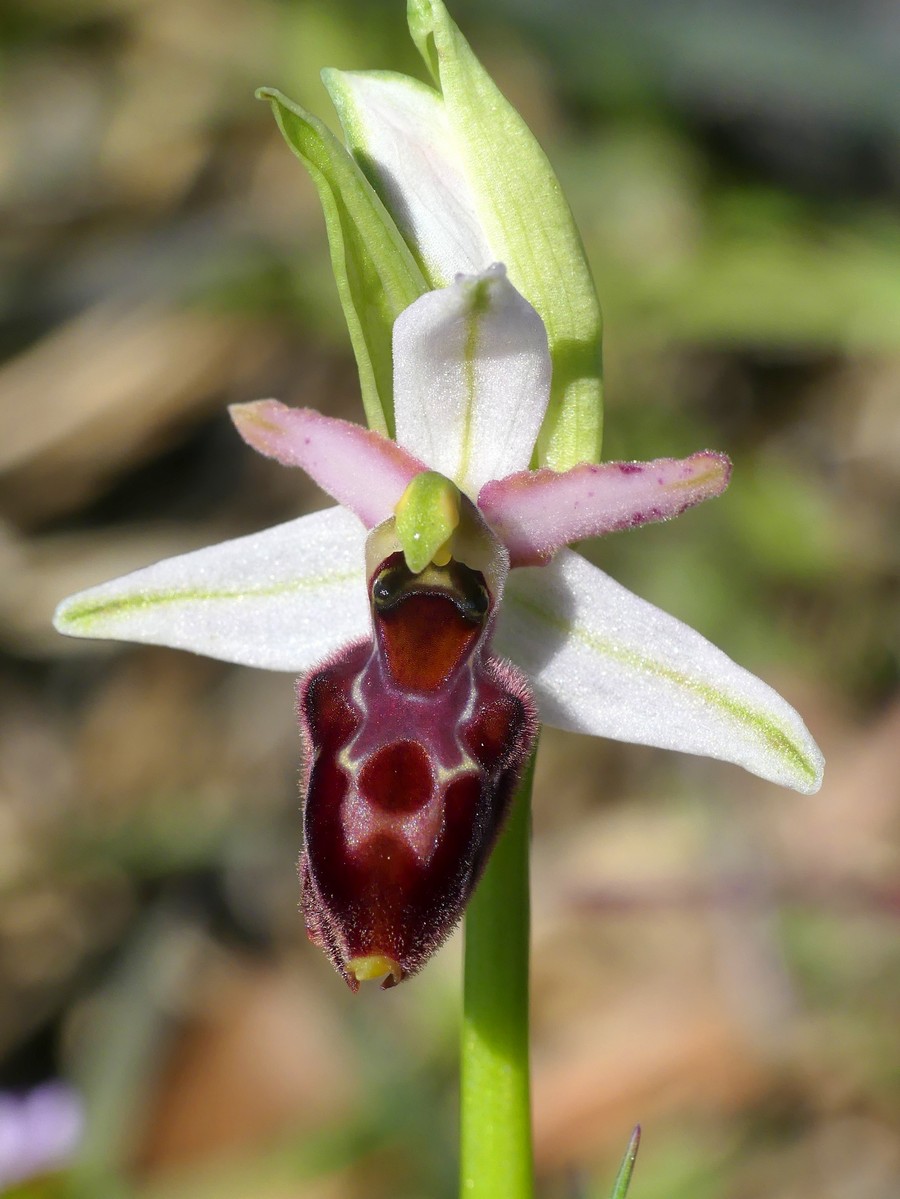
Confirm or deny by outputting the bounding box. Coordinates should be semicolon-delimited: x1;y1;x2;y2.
230;401;428;528
479;450;732;566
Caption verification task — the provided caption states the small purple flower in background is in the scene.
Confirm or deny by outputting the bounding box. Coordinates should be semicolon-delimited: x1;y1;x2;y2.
0;1083;83;1188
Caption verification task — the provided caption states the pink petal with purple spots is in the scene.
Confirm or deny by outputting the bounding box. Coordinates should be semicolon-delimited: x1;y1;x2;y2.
230;401;428;528
478;450;732;566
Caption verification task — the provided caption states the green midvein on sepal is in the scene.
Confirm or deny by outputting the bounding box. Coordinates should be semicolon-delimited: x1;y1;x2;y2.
394;471;461;575
56;572;359;632
405;0;605;471
256;87;428;437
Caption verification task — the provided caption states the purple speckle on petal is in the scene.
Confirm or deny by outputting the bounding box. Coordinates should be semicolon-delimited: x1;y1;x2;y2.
618;463;643;476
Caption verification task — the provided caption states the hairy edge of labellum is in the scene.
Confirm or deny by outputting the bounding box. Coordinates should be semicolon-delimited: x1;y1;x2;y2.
297;649;536;991
295;549;537;992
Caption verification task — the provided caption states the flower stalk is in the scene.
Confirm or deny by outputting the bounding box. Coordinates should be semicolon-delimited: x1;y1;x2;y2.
461;746;536;1199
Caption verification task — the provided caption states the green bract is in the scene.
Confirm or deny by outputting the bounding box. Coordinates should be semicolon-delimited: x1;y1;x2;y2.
261;0;604;468
404;0;604;468
256;87;427;437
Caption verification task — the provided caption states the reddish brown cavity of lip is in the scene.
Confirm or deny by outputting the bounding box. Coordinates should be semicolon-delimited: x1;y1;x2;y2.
358;740;433;814
377;593;481;690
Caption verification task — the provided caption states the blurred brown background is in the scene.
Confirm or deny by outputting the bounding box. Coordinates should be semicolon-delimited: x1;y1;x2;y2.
0;0;898;1196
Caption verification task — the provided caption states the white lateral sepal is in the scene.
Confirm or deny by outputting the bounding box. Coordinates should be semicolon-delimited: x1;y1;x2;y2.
496;549;824;793
53;507;369;672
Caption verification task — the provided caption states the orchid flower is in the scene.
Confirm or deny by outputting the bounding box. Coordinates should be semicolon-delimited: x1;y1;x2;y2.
51;9;824;1195
53;0;824;999
54;265;823;988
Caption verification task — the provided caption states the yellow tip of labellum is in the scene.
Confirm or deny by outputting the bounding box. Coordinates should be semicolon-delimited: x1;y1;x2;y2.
346;954;403;986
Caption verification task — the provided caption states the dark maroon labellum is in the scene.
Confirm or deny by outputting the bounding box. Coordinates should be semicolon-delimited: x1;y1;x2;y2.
297;550;537;990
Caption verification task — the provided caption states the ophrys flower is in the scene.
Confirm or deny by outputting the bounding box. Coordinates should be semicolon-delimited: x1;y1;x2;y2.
54;266;823;987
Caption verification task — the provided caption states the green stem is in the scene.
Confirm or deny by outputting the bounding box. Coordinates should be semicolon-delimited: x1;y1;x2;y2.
460;747;537;1199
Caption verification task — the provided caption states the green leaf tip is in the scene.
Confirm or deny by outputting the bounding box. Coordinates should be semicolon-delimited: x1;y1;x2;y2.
610;1125;641;1199
406;0;442;83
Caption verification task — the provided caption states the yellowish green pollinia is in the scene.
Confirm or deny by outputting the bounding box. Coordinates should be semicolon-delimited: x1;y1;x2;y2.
394;471;461;574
